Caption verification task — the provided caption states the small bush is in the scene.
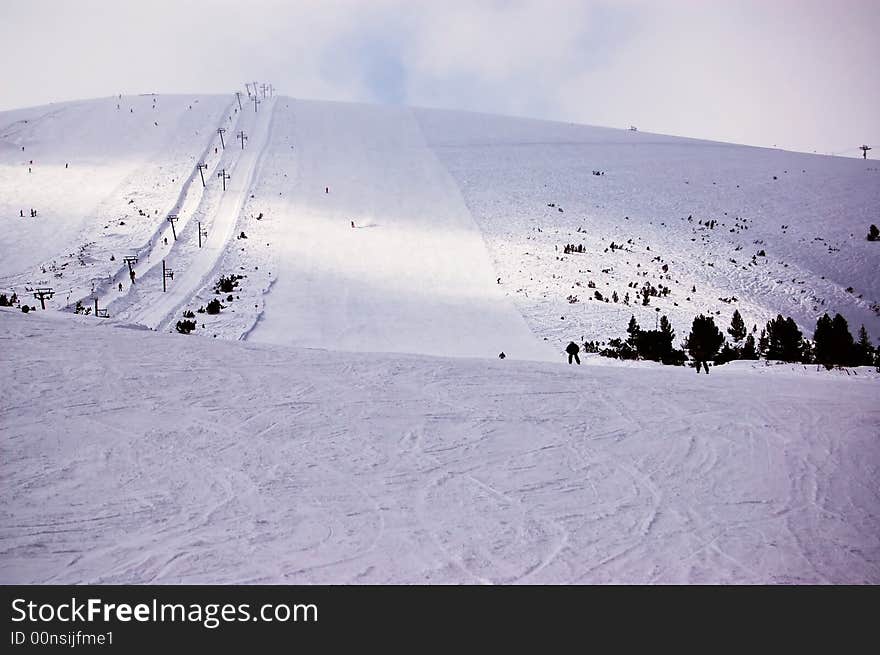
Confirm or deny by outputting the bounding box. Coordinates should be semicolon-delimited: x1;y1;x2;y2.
21;305;30;313
213;274;242;294
206;299;222;315
182;309;195;318
868;224;879;241
176;319;197;334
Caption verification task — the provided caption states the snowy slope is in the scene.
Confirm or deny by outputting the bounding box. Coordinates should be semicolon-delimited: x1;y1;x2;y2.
2;95;878;359
1;95;879;586
0;95;232;284
2;310;878;584
415;108;880;347
239;99;554;360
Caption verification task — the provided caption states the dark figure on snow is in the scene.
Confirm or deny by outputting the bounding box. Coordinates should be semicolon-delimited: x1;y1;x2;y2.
498;352;506;359
351;220;355;229
118;282;123;292
566;341;581;365
129;269;136;284
20;209;23;217
693;360;710;374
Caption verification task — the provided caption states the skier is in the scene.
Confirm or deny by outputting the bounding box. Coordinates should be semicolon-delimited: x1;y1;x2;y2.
129;269;136;284
326;187;329;194
19;209;23;217
164;237;168;245
118;282;123;292
566;341;581;365
498;352;506;359
351;220;355;229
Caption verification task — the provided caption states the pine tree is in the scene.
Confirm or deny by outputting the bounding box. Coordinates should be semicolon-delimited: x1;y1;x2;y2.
868;224;879;241
685;314;725;366
830;313;855;366
727;309;747;344
765;315;804;362
813;313;834;368
741;334;758;360
855;325;874;366
660;315;675;344
758;328;768;358
626;315;640;349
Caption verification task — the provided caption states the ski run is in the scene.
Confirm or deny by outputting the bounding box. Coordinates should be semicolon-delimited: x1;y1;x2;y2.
1;90;878;584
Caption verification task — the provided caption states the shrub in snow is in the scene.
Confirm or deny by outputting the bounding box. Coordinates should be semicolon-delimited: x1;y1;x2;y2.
206;299;222;315
214;274;242;294
176;319;197;334
182;310;195;318
868;224;879;241
21;305;30;313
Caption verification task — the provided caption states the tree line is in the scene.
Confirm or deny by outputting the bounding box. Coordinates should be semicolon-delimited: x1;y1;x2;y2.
583;309;878;371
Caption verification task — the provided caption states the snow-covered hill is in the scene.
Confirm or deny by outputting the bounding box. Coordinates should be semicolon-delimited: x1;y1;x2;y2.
415;107;880;347
2;94;878;357
2;309;878;584
1;92;878;584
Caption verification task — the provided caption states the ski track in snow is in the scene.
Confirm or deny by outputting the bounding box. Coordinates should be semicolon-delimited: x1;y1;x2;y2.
1;95;879;585
1;311;878;584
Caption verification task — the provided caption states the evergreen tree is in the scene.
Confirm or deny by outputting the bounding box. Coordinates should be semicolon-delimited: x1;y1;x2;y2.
764;315;804;362
868;224;879;241
830;313;855;366
636;316;675;363
626;315;640;350
758;328;768;358
855;325;874;366
727;309;747;344
813;313;834;368
715;341;737;365
659;315;675;346
741;333;759;360
685;314;725;367
812;313;853;367
801;340;814;365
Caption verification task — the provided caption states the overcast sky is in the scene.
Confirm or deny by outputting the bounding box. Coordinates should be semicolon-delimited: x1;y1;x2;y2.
1;0;878;155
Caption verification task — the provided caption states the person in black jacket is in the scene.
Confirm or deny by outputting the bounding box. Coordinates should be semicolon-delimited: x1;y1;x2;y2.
566;341;581;365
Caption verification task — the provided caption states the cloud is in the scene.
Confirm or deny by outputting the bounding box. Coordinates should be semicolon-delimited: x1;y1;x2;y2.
1;0;877;154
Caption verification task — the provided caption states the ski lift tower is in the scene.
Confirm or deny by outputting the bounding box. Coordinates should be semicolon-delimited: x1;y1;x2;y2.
33;287;54;310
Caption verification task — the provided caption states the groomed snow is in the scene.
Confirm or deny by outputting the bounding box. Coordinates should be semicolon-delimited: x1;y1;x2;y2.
1;310;877;583
241;99;555;360
1;94;878;585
